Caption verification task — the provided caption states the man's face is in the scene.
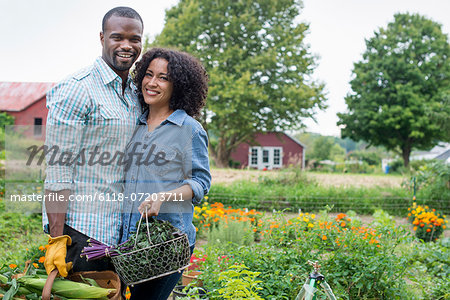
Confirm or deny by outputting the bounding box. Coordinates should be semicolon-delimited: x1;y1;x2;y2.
100;15;143;76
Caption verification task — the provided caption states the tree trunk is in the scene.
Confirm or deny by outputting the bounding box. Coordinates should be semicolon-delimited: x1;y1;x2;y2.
402;146;411;167
213;138;232;168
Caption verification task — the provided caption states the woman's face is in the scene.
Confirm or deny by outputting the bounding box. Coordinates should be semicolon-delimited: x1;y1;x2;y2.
141;58;173;109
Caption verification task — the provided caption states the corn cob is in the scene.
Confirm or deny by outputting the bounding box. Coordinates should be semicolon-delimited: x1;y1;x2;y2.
0;274;7;284
17;276;115;299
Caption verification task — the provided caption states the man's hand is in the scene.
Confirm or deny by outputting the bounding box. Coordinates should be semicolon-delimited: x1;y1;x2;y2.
44;235;73;277
138;193;164;217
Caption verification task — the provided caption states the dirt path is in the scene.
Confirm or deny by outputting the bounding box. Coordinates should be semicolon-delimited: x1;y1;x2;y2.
211;168;405;188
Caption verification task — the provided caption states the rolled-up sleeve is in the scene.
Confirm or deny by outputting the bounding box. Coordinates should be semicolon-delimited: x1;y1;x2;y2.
182;127;211;205
44;80;88;191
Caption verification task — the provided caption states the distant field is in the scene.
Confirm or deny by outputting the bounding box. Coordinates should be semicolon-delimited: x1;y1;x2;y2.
211;168;405;188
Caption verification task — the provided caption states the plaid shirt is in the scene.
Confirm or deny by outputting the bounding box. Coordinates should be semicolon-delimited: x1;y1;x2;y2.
44;57;140;246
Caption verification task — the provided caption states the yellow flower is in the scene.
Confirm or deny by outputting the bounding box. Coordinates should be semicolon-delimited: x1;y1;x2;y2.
311;214;316;219
204;196;208;200
307;223;314;228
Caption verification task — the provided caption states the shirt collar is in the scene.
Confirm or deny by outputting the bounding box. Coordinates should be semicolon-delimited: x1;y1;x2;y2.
138;109;188;127
94;57;132;88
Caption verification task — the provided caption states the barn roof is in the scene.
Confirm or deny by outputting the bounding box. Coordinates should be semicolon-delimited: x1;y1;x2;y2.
0;82;55;112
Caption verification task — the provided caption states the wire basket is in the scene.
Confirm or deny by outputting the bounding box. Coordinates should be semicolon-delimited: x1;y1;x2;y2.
111;212;191;286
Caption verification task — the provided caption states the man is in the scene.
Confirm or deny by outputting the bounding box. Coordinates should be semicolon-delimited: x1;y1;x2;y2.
43;7;143;276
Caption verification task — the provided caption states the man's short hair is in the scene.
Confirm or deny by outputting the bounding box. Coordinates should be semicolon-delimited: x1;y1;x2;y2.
102;6;143;32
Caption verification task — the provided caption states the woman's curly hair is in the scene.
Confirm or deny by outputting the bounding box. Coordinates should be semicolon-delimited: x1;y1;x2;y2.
133;48;208;117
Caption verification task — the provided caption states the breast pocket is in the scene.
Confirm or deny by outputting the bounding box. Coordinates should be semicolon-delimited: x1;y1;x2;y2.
98;106;122;138
144;142;179;177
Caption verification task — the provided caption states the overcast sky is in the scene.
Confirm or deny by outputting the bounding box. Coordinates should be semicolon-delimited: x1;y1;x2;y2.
1;0;449;136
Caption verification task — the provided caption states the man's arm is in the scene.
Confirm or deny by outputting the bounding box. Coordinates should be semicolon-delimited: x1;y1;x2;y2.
45;189;70;237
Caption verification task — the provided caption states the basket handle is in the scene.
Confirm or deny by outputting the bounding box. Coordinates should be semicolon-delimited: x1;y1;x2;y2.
134;207;153;248
42;269;58;300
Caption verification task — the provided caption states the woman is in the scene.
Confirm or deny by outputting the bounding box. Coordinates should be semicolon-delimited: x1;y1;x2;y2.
120;48;211;300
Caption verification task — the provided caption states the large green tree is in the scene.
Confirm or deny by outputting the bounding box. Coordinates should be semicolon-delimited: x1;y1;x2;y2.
338;13;450;167
150;0;326;167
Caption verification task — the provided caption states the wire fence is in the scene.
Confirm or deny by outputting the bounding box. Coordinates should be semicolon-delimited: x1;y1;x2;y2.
207;193;450;216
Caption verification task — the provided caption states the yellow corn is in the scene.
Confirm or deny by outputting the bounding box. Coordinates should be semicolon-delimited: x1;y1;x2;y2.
17;276;115;299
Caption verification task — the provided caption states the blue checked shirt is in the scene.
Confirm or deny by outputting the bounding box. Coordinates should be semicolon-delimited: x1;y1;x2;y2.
44;57;141;246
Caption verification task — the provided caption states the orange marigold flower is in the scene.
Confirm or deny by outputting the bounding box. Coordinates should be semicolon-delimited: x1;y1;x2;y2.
9;264;17;269
33;263;39;268
39;245;45;251
336;213;346;220
252;228;257;232
322;235;327;241
420;223;425;227
38;256;45;263
340;222;346;227
413;226;417;231
426;229;431;232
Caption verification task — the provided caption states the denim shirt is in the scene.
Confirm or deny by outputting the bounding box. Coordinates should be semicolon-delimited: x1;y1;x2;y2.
120;109;211;246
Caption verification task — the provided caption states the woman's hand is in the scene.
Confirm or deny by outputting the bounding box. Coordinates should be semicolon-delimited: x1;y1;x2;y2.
138;193;164;217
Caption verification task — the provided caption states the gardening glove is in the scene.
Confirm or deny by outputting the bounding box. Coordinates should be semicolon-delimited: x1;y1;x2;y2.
44;235;72;277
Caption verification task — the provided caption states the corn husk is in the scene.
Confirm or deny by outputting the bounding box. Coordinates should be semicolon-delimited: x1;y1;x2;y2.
17;276;115;299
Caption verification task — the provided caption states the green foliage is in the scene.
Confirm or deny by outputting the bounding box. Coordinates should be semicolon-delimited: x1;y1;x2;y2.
406;238;450;299
0;112;14;152
152;0;326;167
216;264;263;299
388;158;407;174
320;227;412;299
209;172;410;215
310;136;336;161
0;212;47;267
207;219;254;247
200;213;415;299
338;13;450;167
404;160;450;212
347;150;382;166
372;209;396;228
414;160;450;201
334;161;373;174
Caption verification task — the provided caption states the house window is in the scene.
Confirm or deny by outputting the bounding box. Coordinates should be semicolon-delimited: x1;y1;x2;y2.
262;149;269;164
273;148;281;165
248;146;283;169
250;148;258;165
34;118;42;136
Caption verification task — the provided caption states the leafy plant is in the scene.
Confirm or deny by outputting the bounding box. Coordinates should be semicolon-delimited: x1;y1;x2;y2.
406;238;450;299
372;209;396;228
216;264;263;299
207;219;254;247
407;202;448;242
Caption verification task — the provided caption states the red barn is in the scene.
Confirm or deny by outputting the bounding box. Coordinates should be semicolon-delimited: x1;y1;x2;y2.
230;132;306;169
0;82;54;138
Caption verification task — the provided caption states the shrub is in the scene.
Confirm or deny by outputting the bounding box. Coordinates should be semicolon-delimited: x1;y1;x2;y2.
413;161;450;203
407;202;448;242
